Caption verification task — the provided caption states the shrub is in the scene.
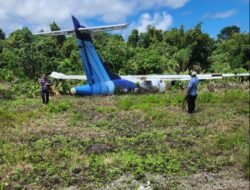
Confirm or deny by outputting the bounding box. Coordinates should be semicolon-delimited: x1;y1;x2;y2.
0;69;14;82
47;101;71;113
11;80;40;98
0;89;15;99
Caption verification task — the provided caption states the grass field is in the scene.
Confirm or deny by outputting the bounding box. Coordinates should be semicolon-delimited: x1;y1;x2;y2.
0;83;249;189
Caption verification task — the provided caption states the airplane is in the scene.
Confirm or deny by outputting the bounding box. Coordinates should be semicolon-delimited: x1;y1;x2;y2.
34;16;250;95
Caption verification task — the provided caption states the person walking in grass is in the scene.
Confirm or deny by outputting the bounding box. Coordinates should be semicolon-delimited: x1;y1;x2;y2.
39;74;51;104
186;71;199;113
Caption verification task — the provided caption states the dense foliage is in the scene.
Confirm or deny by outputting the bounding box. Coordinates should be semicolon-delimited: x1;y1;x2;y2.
0;23;249;83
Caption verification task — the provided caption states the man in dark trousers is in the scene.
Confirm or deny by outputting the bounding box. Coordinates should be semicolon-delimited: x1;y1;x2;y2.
39;74;51;104
186;71;199;113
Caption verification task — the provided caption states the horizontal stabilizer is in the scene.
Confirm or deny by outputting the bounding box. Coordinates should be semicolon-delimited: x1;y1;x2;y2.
34;23;128;36
33;29;75;36
78;23;128;33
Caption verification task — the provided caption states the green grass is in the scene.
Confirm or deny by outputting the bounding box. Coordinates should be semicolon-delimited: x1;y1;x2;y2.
0;85;249;189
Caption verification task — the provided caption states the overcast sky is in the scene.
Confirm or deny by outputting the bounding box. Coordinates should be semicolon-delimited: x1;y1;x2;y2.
0;0;249;38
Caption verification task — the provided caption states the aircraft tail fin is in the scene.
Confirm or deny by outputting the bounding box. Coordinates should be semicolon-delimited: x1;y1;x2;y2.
71;16;122;84
102;63;121;80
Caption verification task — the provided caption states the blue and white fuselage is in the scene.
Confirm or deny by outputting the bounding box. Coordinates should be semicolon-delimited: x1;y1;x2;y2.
71;79;136;95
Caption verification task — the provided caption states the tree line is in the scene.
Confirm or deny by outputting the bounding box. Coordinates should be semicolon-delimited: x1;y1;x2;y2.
0;23;249;82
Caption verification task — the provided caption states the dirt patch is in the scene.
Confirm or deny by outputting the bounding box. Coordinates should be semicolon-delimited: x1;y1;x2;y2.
99;169;249;190
86;143;114;154
4;113;108;142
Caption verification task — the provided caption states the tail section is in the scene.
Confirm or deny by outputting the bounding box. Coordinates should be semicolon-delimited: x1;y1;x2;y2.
34;15;129;95
72;16;120;85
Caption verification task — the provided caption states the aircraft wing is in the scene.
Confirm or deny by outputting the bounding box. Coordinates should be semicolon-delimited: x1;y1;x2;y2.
49;72;86;80
121;73;249;81
33;23;128;36
49;72;249;81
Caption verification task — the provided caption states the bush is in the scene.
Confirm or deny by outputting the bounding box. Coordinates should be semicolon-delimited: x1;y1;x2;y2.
10;80;40;98
47;101;71;113
0;89;15;99
0;69;14;82
223;89;249;103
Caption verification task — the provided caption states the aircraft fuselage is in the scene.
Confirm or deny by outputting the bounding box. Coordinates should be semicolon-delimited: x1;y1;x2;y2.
70;78;137;95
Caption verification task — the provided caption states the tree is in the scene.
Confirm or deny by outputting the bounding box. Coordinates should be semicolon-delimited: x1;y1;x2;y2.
176;47;192;71
0;39;4;54
99;36;129;73
50;21;65;45
0;48;19;73
147;25;163;43
128;29;139;47
138;32;150;48
183;23;214;71
217;26;240;40
61;37;77;57
163;26;185;49
0;29;5;40
8;27;33;49
137;25;163;48
123;47;166;74
6;28;36;77
210;33;250;72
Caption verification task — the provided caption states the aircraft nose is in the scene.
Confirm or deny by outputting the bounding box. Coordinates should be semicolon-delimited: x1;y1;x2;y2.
70;87;76;95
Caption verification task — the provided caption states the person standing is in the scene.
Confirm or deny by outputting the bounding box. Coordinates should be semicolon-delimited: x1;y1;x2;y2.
40;74;51;104
186;71;199;113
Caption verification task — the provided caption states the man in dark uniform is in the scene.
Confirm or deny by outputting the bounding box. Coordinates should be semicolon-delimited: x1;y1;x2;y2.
40;74;51;104
186;71;199;113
